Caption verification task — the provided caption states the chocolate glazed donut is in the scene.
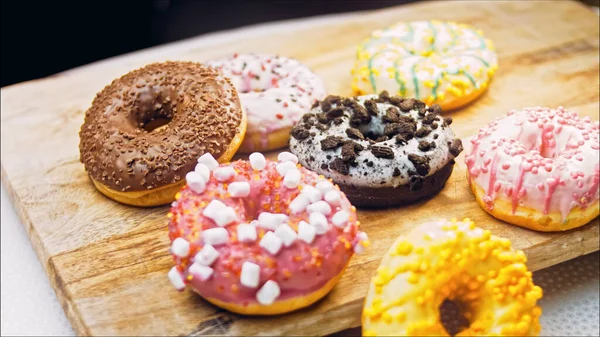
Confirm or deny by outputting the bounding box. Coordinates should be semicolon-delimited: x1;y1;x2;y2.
289;91;463;208
79;61;246;207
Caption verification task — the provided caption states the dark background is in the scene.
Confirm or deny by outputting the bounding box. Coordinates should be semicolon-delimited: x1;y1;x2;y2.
1;0;418;87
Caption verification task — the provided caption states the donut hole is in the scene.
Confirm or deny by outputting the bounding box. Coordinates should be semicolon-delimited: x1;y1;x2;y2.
143;117;172;132
357;117;389;142
133;89;175;132
439;299;470;336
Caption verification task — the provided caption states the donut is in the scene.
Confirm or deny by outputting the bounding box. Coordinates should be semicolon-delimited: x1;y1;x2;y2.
79;61;247;207
166;152;369;315
352;20;498;111
466;107;600;232
362;218;543;336
207;53;327;153
289;92;464;208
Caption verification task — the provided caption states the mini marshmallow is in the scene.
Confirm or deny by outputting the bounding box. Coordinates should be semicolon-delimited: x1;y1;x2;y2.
194;163;211;182
307;201;332;215
194;244;219;266
202;228;229;246
171;237;191;258
188;263;214;281
228;181;251;197
288;194;310;214
316;180;335;194
197;153;219;170
301;185;322;203
240;262;260;288
237;223;257;242
249;152;267;171
283;169;301;189
276;161;297;176
354;231;369;254
203;200;237;227
249;220;260;226
168;267;185;290
324;189;341;206
277;151;298;164
274;223;297;247
257;212;288;230
297;220;316;244
309;212;329;234
214;166;235;182
256;280;281;305
332;210;350;228
186;171;206;194
259;231;283;255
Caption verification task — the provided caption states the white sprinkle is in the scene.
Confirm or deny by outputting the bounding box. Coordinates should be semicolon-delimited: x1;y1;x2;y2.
237;223;257;242
186;171;206;194
214;166;235;182
324;190;341;206
257;212;288;230
228;181;251;197
188;263;214;281
274;223;297;247
197;153;219;170
277;151;298;164
297;220;316;244
316;180;335;194
331;210;350;228
194;163;211;182
283;169;301;189
276;161;297;176
309;212;329;235
259;231;283;255
301;185;322;203
249;152;267;171
202;228;229;246
249;220;260;227
203;200;237;227
240;262;260;288
289;194;310;215
168;267;185;290
171;237;191;258
194;244;219;266
256;280;281;305
307;201;332;215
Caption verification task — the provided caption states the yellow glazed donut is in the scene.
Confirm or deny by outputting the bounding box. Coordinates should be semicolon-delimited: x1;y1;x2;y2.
352;21;498;111
363;219;543;336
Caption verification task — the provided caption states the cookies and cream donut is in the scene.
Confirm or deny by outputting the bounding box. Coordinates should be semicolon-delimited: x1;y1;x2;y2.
79;61;246;207
363;218;543;336
207;53;327;152
289;92;463;208
466;106;599;231
352;20;498;111
167;152;368;315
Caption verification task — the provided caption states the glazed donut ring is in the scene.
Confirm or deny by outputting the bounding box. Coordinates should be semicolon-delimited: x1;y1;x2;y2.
363;219;543;336
166;152;368;315
79;61;246;207
289;92;463;207
466;107;600;231
352;20;498;111
207;53;327;152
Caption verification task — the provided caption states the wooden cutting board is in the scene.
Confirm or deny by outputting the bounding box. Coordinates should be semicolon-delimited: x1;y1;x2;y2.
1;1;599;335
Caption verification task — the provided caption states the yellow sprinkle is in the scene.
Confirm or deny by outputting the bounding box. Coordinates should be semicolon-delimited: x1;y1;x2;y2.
396;241;413;255
363;330;377;337
423;80;435;88
437;92;445;101
447;86;463;96
167;212;173;218
382;312;393;324
408;273;420;284
396;311;407;322
451;78;470;88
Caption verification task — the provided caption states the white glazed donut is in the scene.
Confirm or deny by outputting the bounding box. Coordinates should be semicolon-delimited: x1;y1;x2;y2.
352;20;498;111
289;92;463;208
207;53;327;152
466;106;600;231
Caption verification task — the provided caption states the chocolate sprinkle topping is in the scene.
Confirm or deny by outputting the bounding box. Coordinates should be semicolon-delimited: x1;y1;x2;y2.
329;157;349;175
449;138;464;157
78;61;243;192
320;136;345;150
371;146;395;159
418;140;436;152
416;126;432;138
408;154;430;176
346;127;365;140
408;175;424;191
383;107;401;123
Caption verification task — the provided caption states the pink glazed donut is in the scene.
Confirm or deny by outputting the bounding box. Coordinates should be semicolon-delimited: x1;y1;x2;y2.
207;53;327;153
166;152;368;315
466;106;599;231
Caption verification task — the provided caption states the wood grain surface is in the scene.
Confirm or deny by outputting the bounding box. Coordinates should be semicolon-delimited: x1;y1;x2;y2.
1;1;599;336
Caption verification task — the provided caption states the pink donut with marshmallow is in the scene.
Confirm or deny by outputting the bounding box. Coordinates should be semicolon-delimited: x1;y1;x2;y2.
466;106;599;231
167;152;368;315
